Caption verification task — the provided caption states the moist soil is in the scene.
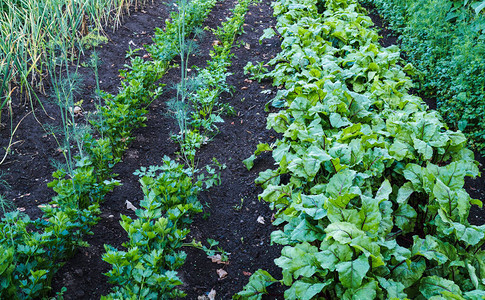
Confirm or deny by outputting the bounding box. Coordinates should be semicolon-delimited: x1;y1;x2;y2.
0;1;483;299
1;0;285;299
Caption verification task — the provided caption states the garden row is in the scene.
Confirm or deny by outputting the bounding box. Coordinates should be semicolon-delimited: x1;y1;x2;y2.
238;0;485;298
361;0;485;153
0;0;152;111
0;0;218;298
101;0;257;298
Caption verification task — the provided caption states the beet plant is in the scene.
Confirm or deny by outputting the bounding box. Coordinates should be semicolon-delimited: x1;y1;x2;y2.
238;0;485;298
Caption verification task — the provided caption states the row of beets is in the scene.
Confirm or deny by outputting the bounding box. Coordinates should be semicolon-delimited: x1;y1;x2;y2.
0;0;218;298
239;0;485;299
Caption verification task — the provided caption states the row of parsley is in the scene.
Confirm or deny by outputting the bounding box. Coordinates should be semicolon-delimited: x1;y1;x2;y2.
100;0;257;298
238;0;485;298
0;0;218;298
361;0;485;154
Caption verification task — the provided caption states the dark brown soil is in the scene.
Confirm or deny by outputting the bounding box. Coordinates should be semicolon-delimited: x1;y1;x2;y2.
47;1;286;298
1;0;285;299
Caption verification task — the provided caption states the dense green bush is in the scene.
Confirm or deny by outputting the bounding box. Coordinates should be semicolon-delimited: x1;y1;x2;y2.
361;0;485;153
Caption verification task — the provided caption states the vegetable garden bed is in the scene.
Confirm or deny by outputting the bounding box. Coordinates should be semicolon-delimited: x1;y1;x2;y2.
0;0;484;299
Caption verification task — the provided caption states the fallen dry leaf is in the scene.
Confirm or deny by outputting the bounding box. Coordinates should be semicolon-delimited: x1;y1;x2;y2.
197;289;216;300
212;40;221;47
73;106;82;115
125;200;137;211
257;216;265;224
216;269;228;279
241;86;248;90
244;43;251;50
208;289;216;300
208;254;229;265
243;271;252;276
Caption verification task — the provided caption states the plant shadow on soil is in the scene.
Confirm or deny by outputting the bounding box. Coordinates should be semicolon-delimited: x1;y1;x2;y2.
0;1;483;299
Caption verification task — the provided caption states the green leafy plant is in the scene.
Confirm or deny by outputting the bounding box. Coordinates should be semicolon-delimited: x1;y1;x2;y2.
0;203;101;298
234;270;278;300
83;51;105;138
171;0;256;168
103;157;204;299
46;47;88;175
170;0;202;147
184;238;230;262
103;154;229;299
93;57;166;158
233;197;245;211
238;0;485;298
79;32;108;50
